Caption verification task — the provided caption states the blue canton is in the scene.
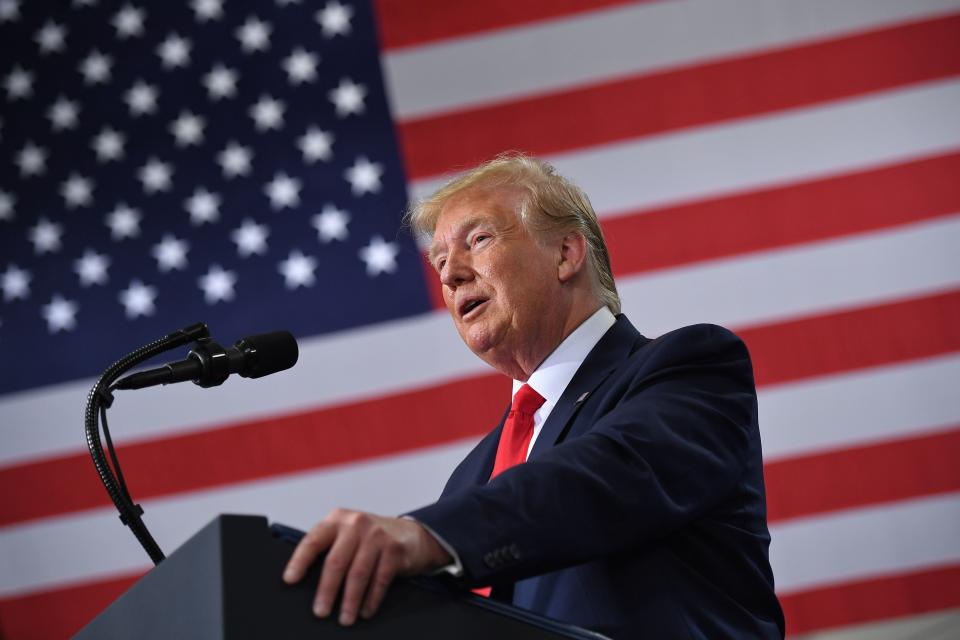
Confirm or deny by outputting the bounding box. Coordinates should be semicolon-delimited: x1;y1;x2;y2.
0;0;430;393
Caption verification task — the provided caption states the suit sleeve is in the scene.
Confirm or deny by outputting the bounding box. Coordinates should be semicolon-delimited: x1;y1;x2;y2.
407;325;758;585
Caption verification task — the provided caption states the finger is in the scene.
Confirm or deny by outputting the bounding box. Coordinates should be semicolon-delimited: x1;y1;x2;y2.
360;543;400;620
283;523;336;584
338;537;383;626
313;524;361;618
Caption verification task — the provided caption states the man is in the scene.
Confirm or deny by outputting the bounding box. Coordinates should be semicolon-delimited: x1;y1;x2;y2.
283;154;785;638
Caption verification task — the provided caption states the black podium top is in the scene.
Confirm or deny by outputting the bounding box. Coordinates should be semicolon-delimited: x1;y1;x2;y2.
76;514;608;639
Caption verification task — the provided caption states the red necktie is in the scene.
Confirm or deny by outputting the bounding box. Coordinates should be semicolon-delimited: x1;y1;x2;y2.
489;384;546;480
475;385;546;598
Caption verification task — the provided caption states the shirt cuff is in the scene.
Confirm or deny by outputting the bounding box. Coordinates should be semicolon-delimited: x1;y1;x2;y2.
402;516;464;577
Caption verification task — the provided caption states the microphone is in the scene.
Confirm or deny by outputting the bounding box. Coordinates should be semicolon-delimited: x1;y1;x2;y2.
115;331;298;390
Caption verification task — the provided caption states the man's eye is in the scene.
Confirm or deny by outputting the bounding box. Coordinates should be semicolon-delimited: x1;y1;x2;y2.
472;234;489;246
436;259;446;271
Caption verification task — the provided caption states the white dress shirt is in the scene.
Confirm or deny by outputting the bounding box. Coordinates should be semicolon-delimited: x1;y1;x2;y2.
514;306;616;458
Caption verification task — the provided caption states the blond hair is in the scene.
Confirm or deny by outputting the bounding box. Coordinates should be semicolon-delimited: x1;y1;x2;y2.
406;152;620;315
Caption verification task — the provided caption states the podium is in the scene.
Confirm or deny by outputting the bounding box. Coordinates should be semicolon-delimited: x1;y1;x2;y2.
75;515;606;639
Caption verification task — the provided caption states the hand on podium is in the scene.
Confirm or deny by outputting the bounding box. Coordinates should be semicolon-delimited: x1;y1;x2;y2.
282;510;453;626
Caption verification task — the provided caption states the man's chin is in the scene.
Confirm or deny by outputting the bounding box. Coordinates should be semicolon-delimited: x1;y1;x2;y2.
466;338;524;378
462;329;499;360
464;335;494;358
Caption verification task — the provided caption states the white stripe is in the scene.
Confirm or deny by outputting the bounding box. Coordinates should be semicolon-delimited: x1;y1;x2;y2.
411;78;960;212
385;0;960;119
4;216;958;464
619;214;960;336
771;492;960;593
760;354;960;461
792;609;960;640
0;438;477;597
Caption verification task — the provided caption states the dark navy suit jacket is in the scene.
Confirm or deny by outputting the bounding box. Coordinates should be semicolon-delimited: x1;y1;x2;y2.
409;316;785;639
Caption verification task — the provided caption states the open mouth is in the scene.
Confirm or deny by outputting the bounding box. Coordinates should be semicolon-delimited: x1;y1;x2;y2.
459;297;488;319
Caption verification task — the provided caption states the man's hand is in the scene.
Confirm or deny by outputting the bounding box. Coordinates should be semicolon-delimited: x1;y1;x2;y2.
282;510;452;626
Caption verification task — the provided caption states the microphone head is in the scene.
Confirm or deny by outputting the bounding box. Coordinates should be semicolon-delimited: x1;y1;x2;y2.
234;331;299;379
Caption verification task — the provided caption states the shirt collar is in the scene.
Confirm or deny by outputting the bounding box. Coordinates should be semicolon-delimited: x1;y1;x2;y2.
512;306;616;405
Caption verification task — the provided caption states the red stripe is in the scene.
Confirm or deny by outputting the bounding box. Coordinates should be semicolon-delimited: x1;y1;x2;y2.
766;428;960;523
373;0;646;51
742;288;960;387
0;572;142;640
397;15;960;180
1;290;958;526
781;564;960;635
604;152;960;277
3;563;957;639
0;374;509;526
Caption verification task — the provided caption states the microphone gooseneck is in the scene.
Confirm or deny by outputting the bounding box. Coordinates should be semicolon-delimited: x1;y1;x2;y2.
85;322;211;565
85;324;299;565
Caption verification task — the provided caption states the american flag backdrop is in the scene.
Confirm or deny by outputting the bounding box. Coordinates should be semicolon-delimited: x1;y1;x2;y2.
1;0;959;637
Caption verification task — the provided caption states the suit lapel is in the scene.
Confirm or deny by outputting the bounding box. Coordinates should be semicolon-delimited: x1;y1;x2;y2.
465;406;510;488
476;411;507;483
447;316;646;487
528;315;646;460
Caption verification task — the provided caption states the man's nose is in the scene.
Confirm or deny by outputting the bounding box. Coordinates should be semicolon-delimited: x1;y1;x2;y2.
440;250;473;289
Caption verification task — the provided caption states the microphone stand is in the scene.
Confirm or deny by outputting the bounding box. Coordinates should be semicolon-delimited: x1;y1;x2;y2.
84;322;210;565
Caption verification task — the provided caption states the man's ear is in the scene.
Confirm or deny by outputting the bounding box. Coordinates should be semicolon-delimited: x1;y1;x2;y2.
558;231;588;283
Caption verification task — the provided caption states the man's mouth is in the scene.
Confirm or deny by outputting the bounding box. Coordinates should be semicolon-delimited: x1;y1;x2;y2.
459;297;488;319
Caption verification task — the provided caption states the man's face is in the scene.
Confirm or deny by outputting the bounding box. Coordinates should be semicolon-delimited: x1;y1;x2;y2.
429;186;567;378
